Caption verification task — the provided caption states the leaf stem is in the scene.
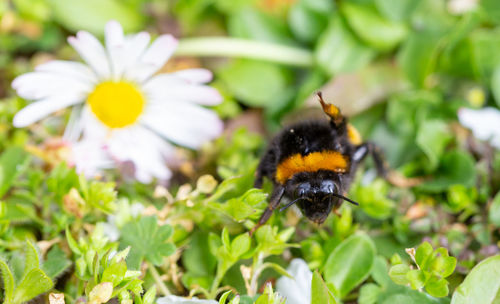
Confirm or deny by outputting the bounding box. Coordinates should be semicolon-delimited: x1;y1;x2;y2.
175;37;315;67
147;262;171;296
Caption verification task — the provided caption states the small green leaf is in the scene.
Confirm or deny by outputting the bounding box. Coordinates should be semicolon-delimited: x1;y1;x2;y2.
0;260;14;303
491;65;500;107
415;242;434;268
101;260;127;287
324;234;376;298
407;269;426;290
142;286;156;304
451;255;500;304
24;240;40;274
0;146;30;198
426;277;449;298
219;290;232;304
375;0;419;22
359;283;381;304
231;233;251;258
65;227;82;255
311;271;338;304
388;264;410;285
488;192;500;227
416;120;453;170
372;256;391;287
41;246;72;280
13;268;53;303
120;216;176;269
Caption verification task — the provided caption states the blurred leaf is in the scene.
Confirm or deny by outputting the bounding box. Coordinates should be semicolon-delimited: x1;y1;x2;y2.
0;146;30;198
375;0;419;22
359;283;381;304
218;59;292;107
419;150;476;192
480;0;500;25
426;277;449;298
341;1;408;51
416;120;452;169
397;31;442;87
489;192;500;227
490;65;500;107
41;246;71;280
311;271;338;304
388;264;410;285
324;234;376;298
13;268;53;304
288;0;333;44
101;260;127;287
49;0;144;35
315;15;375;76
228;7;295;44
353;179;395;220
469;29;500;80
0;260;14;303
120;216;176;269
451;255;500;304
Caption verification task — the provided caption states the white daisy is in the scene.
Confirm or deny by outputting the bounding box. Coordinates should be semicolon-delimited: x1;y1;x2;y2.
458;107;500;149
276;258;312;304
12;20;223;183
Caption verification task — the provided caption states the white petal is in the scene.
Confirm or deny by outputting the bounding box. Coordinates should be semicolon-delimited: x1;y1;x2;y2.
142;102;223;149
157;295;217;304
107;126;174;183
35;60;96;84
276;259;312;304
80;106;109;139
172;68;213;83
126;34;178;83
13;94;85;127
144;74;222;106
68;31;111;78
122;32;150;76
458;107;500;149
72;138;113;177
105;20;126;79
12;72;91;100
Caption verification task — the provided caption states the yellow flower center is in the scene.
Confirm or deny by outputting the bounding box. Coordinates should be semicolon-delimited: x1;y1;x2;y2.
87;81;145;128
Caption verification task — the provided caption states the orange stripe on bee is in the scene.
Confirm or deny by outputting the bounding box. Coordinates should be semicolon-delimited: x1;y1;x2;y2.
347;124;362;145
275;151;348;184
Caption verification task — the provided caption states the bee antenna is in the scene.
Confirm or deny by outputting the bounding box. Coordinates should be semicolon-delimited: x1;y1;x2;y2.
280;197;303;212
330;193;359;206
317;91;326;107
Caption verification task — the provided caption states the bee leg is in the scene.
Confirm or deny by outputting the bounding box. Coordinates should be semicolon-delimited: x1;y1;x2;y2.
353;142;388;178
317;92;345;127
250;185;285;235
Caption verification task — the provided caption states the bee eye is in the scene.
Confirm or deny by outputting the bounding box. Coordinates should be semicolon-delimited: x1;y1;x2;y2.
321;180;336;194
295;183;310;197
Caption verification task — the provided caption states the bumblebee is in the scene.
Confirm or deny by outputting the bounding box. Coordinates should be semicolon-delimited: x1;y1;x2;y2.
253;92;387;230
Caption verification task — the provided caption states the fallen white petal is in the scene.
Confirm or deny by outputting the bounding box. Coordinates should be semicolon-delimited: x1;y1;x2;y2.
458;107;500;149
276;259;312;304
13;94;85;127
142;102;223;149
68;31;111;78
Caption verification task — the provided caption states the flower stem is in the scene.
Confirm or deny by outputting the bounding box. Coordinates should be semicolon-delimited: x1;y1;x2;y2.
175;37;315;67
147;262;171;296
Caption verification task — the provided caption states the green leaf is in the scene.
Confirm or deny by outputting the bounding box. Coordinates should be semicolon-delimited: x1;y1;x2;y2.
311;271;338;304
375;0;419;22
324;233;376;298
13;268;53;303
65;227;82;255
142;286;156;304
315;14;375;76
182;231;217;277
218;59;291;107
415;242;434;268
407;269;426;290
24;240;40;274
491;65;500;108
0;260;14;303
219;290;232;304
288;0;332;44
340;1;408;51
480;0;500;25
372;256;391;287
48;0;144;35
469;29;500;80
41;246;72;279
101;260;127;287
0;146;30;198
452;255;500;304
397;31;442;87
231;233;251;258
359;283;381;304
120;216;176;269
416;120;453;170
389;264;410;285
489;192;500;227
418;150;476;193
426;277;449;298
